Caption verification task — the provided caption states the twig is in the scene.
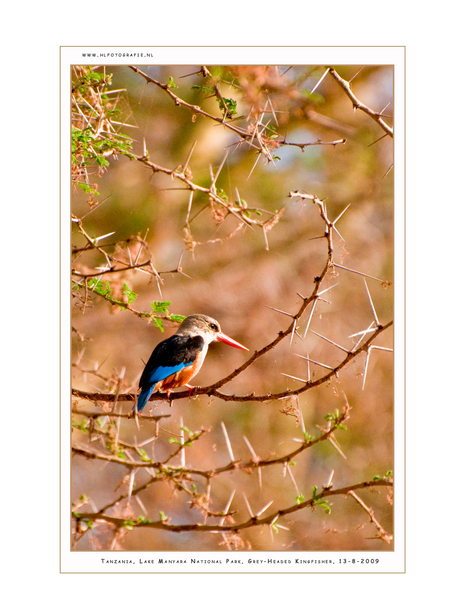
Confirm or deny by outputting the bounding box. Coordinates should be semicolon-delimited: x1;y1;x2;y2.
74;477;393;534
348;490;393;544
328;67;393;138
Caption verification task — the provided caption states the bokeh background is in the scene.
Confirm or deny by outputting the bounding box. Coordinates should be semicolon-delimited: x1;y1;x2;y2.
71;64;394;551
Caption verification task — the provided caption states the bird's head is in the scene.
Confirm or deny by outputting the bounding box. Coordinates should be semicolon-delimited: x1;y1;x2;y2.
177;314;249;351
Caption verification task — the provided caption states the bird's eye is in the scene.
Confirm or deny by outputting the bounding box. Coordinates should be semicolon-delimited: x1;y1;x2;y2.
210;323;218;331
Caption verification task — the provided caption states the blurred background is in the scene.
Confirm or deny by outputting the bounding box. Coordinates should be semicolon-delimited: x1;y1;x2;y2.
71;64;394;551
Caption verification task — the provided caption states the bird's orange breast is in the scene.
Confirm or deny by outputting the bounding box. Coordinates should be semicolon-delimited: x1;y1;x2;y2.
154;359;202;393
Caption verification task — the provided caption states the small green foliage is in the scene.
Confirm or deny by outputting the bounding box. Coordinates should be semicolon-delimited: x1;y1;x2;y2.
122;283;137;305
168;76;178;89
373;470;393;481
169;426;202;448
150;301;186;331
191;84;214;95
325;409;347;430
159;511;168;522
87;278;112;298
137;448;150;462
303;431;313;443
87;279;126;310
105;439;127;459
86;279;141;312
77;182;100;196
218;96;237;118
72;67;134;195
136;516;153;525
217;188;229;202
72;419;88;433
311;486;331;514
191;83;237;118
296;493;305;504
83;282;186;327
72;512;93;530
152;318;165;332
263;124;279;138
72;69;112;94
151;300;173;313
318;501;332;514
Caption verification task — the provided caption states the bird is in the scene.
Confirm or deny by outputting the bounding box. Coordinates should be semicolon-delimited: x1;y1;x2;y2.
134;314;249;412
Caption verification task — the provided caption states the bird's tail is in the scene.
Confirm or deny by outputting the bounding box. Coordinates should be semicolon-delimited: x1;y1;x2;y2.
135;386;153;412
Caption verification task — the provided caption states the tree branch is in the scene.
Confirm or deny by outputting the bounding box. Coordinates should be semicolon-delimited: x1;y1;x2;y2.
327;67;393;138
73;477;393;534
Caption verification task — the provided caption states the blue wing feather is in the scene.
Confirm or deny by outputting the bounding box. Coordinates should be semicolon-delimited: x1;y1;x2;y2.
142;363;193;388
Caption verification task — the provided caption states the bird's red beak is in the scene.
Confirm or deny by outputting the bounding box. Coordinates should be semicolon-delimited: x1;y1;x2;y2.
216;331;249;351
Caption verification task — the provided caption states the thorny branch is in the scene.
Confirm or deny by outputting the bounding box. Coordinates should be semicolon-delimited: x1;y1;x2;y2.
71;187;394;546
327;67;394;138
71;65;394;550
73;403;350;477
72;190;393;406
348;490;393;544
74;477;393;535
129;65;349;162
72;320;391;405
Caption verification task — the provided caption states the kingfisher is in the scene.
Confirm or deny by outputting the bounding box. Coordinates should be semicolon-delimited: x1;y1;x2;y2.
134;314;249;411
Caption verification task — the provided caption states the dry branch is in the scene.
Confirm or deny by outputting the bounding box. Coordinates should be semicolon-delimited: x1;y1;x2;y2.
74;477;393;534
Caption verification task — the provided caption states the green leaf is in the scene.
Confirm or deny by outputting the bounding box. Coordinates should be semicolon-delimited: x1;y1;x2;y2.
88;278;112;298
317;500;331;514
218;96;237;117
311;485;331;513
217;188;229;202
191;84;214;95
151;300;172;313
153;317;164;332
136;516;153;525
122;283;138;304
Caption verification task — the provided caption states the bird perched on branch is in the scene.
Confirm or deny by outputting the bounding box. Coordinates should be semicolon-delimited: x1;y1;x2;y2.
134;314;249;412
